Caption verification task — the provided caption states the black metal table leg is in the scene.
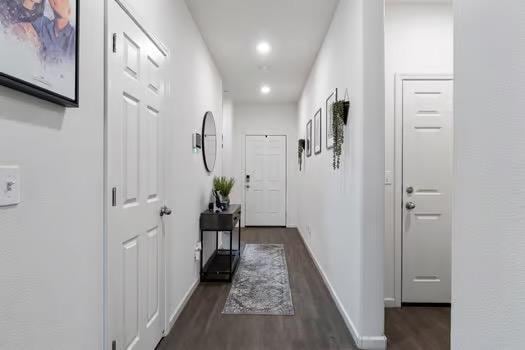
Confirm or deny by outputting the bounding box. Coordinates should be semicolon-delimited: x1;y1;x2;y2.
200;230;204;281
239;215;242;252
229;229;233;282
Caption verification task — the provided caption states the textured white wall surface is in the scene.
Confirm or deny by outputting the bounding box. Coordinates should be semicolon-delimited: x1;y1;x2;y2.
0;0;223;348
452;0;525;349
0;2;105;349
297;0;385;347
222;99;234;180
230;103;298;227
383;2;453;305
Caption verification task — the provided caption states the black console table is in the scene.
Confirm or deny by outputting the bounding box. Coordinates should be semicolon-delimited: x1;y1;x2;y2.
199;204;242;282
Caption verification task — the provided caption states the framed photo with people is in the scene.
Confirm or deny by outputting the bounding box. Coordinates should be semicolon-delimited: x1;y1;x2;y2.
0;0;79;107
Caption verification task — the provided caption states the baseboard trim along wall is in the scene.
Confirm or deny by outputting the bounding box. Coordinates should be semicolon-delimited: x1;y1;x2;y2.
297;228;387;350
166;278;199;335
384;297;398;308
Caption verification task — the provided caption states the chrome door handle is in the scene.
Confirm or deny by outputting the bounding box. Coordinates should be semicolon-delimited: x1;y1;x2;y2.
405;202;416;210
160;206;172;217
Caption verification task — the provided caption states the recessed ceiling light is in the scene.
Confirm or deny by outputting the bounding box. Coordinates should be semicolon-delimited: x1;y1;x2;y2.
260;85;271;95
256;41;272;55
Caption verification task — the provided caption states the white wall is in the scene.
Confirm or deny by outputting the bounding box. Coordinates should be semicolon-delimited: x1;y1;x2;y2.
384;2;453;306
297;0;385;348
230;103;298;227
124;0;224;333
0;2;105;349
452;0;525;349
222;98;234;179
0;0;223;348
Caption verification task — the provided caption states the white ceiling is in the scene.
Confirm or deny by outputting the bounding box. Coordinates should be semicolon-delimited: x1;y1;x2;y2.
186;0;340;103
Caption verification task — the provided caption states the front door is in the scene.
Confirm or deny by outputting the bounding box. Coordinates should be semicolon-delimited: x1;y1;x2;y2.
402;79;453;303
107;1;167;349
245;135;286;226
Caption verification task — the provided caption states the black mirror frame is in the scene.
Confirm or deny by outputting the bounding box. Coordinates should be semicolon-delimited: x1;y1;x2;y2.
202;111;217;173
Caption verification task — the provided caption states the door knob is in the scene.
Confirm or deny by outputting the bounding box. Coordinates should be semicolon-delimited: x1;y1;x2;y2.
406;202;416;210
160;206;172;217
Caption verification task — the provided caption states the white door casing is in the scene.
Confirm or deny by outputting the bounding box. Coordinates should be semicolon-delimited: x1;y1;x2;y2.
401;79;453;303
107;1;167;349
245;135;286;226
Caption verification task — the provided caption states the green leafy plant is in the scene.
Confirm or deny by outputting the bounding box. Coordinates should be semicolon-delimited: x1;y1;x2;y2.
332;100;350;169
213;176;235;197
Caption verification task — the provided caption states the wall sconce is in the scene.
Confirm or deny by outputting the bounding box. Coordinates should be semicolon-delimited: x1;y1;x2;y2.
193;132;202;153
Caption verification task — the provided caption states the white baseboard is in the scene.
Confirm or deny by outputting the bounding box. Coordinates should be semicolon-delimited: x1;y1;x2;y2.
297;228;387;350
165;278;199;335
361;336;388;349
384;297;399;308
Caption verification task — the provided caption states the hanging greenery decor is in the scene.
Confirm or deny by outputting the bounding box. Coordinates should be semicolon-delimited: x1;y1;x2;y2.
332;100;350;169
298;139;306;171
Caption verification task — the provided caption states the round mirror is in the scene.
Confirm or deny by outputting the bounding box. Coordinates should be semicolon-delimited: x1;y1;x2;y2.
202;111;217;172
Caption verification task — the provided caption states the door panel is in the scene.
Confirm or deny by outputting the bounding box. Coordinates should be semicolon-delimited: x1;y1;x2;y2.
108;1;166;349
402;79;453;303
245;136;286;226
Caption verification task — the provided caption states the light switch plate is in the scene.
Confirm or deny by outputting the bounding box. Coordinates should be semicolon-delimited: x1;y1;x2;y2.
0;165;21;206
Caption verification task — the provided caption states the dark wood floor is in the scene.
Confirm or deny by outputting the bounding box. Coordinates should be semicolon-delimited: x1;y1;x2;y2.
157;228;451;350
157;227;357;350
385;306;450;350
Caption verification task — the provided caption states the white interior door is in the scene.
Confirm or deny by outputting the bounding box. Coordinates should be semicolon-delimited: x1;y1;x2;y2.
245;135;286;226
402;79;453;303
107;2;167;349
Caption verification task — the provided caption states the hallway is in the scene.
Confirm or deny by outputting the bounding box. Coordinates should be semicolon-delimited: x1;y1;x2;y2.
157;228;357;350
1;0;524;349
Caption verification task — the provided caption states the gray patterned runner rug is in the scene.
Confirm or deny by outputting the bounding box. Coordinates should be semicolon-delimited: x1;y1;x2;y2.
223;244;295;316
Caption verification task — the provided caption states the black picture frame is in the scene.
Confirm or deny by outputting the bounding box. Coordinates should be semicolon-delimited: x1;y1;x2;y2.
306;120;312;158
0;0;80;107
314;108;322;155
326;88;338;150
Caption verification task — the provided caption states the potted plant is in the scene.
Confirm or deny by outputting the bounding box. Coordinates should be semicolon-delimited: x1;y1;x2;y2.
298;139;305;171
332;100;350;169
213;176;235;209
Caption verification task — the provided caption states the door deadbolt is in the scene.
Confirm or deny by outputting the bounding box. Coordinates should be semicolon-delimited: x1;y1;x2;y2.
406;186;414;194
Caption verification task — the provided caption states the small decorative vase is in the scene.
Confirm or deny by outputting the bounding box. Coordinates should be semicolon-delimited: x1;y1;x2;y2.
221;195;230;209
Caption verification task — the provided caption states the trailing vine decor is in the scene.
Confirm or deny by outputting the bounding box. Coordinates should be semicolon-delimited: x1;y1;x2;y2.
331;100;350;169
298;139;306;171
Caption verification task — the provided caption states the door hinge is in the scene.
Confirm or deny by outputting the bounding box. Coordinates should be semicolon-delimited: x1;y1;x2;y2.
112;187;117;207
112;340;116;350
112;33;117;53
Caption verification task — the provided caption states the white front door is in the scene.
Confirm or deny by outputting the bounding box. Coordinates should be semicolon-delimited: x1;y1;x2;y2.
107;2;167;349
402;79;453;303
245;135;286;226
